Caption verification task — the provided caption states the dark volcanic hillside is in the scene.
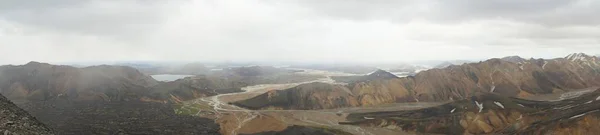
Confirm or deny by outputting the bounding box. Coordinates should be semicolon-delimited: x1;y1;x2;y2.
341;89;600;135
19;100;220;135
237;53;600;110
0;93;54;135
0;62;159;103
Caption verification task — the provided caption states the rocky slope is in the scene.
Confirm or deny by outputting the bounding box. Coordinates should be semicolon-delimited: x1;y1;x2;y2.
236;53;600;110
19;100;220;135
0;62;159;103
0;93;54;135
341;89;600;135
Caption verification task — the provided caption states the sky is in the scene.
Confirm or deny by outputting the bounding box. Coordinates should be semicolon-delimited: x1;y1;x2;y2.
1;0;599;65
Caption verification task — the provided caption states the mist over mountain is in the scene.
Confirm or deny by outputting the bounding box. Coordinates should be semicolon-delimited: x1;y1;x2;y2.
2;0;600;134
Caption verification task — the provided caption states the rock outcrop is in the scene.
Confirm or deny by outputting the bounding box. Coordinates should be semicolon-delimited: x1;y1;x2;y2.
0;93;54;135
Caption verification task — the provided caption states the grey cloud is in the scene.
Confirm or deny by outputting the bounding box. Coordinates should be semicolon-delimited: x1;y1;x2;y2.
0;0;174;40
293;0;600;26
1;0;599;64
435;0;600;26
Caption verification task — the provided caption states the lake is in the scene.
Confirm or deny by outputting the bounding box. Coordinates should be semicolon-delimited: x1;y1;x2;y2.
151;74;194;82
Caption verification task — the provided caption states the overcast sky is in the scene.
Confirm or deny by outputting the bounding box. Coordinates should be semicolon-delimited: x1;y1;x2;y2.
1;0;599;65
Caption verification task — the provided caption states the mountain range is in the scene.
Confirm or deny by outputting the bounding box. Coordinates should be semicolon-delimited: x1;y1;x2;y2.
235;53;600;110
0;62;159;103
0;62;322;104
2;53;600;135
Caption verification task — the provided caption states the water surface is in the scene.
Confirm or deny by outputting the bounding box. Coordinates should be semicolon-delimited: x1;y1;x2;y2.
151;74;194;82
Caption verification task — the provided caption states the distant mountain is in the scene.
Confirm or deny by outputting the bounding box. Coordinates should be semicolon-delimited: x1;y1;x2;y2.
565;53;597;62
331;69;398;83
236;53;600;110
500;56;527;63
234;82;358;110
0;62;322;104
290;64;378;74
433;60;472;69
387;64;429;76
123;62;211;75
220;66;299;77
0;62;159;103
148;66;323;103
0;93;54;134
366;69;399;79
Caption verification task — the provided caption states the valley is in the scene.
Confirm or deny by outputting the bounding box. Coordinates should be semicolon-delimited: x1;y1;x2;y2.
3;1;599;135
3;53;600;135
175;69;444;135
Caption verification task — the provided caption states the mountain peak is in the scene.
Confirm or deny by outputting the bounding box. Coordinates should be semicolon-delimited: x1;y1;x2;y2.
500;56;526;63
25;61;48;65
366;69;398;79
565;53;596;62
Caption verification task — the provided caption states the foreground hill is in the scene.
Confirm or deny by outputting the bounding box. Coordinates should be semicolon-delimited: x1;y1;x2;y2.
18;100;220;135
0;93;54;135
236;53;600;110
341;89;600;135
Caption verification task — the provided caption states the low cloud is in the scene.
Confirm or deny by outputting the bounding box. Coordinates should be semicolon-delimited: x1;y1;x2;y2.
0;0;599;65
